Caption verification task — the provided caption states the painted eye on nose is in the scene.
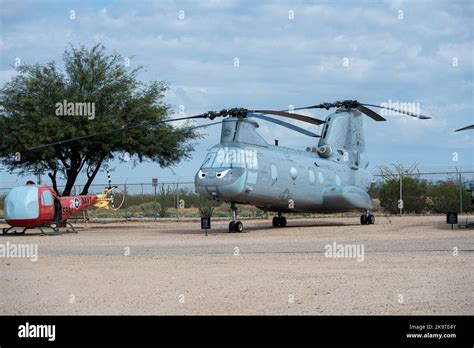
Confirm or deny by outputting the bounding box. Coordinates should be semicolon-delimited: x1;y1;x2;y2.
198;170;207;178
216;169;231;178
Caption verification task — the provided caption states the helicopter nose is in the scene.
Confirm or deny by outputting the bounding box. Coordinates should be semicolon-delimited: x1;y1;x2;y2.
195;167;247;199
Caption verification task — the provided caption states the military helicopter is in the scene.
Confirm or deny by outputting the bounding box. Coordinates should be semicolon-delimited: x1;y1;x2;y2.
193;100;432;232
23;100;431;233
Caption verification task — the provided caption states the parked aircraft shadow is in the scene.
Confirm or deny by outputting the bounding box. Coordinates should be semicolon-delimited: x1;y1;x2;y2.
0;219;361;237
157;220;359;236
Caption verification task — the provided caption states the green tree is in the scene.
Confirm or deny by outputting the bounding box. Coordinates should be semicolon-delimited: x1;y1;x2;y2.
0;44;198;196
378;162;428;214
428;180;472;213
379;177;428;214
368;182;381;199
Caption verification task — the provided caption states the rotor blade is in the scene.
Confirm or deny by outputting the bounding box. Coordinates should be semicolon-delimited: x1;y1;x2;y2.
287;102;386;121
27;114;209;151
361;103;432;119
289;103;336;111
182;121;223;131
454;124;474;132
248;113;320;137
290;100;432;120
356;105;386;121
253;109;325;125
291;106;316;111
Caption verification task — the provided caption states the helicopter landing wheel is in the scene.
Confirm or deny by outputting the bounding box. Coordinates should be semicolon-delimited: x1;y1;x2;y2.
234;221;244;233
360;214;375;225
273;215;287;227
229;202;244;232
229;220;243;233
368;214;375;225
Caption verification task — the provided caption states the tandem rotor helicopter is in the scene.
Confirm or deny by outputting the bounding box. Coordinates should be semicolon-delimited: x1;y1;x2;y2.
3;99;432;233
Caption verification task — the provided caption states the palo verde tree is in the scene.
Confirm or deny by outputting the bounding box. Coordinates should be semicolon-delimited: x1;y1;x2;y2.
0;44;198;196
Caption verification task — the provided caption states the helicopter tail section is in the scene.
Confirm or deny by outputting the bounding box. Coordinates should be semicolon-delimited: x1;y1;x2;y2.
94;186;125;210
318;109;369;169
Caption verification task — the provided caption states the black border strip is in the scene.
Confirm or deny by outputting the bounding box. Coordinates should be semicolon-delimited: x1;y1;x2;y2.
0;315;472;346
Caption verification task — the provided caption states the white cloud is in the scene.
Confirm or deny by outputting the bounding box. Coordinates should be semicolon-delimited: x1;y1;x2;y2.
0;0;472;182
0;69;17;85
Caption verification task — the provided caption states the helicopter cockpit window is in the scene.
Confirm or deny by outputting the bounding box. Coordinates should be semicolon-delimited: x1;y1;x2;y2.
213;157;231;168
4;186;39;220
202;148;246;169
41;190;53;206
200;150;217;169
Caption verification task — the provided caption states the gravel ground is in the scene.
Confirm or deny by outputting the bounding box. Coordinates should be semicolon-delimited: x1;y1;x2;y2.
1;215;472;315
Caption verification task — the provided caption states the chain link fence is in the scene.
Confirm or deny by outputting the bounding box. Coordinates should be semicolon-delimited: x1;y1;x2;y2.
370;168;474;215
1;168;473;221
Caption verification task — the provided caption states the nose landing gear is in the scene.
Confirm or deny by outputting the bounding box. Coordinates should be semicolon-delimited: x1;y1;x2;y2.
360;211;375;225
229;203;244;232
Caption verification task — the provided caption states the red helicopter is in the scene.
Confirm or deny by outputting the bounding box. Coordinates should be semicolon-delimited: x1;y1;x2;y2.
2;181;123;235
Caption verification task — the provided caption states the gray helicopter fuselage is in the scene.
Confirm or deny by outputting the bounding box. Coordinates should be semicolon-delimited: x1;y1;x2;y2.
195;109;373;213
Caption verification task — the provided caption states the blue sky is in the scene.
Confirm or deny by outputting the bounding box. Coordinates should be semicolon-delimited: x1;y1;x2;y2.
0;0;473;189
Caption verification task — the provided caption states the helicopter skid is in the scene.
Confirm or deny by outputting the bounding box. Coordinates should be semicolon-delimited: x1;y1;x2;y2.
40;222;78;235
2;222;79;236
2;226;27;235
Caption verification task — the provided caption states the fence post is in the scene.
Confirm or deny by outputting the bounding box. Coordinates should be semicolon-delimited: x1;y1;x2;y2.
154;186;157;222
176;182;179;222
152;178;158;221
399;173;403;216
459;171;463;215
124;184;128;221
